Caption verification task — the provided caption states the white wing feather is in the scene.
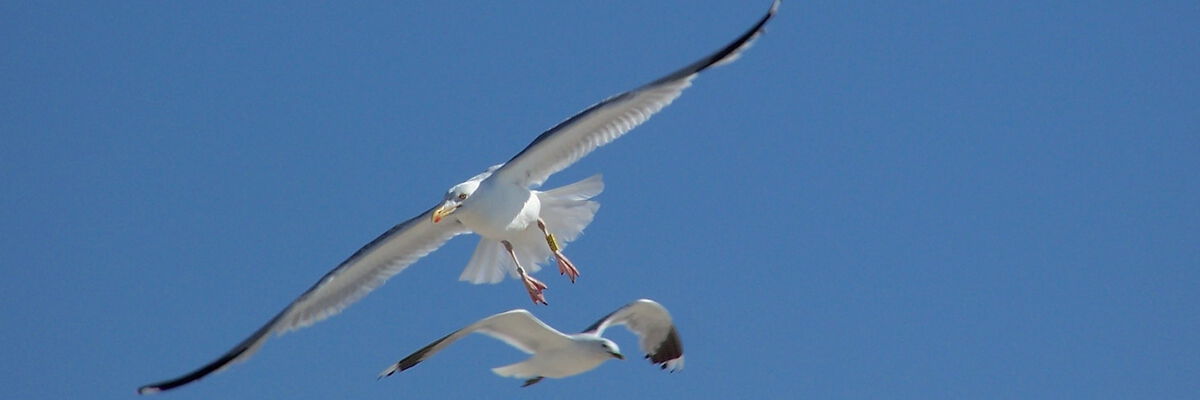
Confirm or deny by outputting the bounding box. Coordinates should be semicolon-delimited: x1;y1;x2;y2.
585;299;685;371
139;206;468;394
379;310;571;378
276;207;469;332
493;0;778;188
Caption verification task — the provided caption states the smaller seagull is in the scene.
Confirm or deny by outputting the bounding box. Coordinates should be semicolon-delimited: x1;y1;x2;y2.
380;299;683;387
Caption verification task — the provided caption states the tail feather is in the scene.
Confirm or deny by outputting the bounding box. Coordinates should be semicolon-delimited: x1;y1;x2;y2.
537;174;603;244
540;174;604;201
459;238;507;284
492;360;539;379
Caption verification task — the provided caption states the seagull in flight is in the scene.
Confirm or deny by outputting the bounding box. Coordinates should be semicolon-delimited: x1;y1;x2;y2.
379;299;684;387
138;0;776;394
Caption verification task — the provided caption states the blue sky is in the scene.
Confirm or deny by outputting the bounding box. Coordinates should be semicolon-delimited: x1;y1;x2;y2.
2;1;1197;399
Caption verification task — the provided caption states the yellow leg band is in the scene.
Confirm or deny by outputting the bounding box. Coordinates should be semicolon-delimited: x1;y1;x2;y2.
546;234;561;252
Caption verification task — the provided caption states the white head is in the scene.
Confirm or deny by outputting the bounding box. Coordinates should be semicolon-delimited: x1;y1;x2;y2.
431;180;480;223
581;336;624;360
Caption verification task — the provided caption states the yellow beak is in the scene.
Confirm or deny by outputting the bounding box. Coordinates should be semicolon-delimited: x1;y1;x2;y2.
431;204;455;223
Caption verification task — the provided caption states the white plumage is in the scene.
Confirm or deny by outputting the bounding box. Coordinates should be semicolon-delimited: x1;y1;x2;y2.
379;299;684;386
460;174;604;284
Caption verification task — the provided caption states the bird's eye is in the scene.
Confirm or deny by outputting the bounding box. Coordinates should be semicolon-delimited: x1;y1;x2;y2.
457;193;468;200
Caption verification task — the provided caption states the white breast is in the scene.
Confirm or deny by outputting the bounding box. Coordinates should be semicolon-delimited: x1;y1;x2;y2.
455;180;541;240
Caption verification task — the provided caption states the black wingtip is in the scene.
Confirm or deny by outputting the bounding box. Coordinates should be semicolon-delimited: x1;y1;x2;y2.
388;330;457;375
136;344;250;395
645;0;780;87
647;326;684;369
136;309;291;394
377;367;396;380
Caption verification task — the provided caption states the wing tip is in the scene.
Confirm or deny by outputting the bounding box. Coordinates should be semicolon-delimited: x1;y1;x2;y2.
646;0;780;86
135;346;246;395
665;355;686;372
711;0;781;66
378;363;402;379
645;353;685;372
136;386;162;395
633;298;661;306
134;312;281;394
382;324;475;380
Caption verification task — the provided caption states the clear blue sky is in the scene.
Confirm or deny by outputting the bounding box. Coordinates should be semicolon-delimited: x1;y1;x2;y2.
2;1;1197;399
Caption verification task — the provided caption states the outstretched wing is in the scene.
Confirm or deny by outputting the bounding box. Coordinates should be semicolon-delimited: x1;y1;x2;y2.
491;0;779;188
583;299;684;371
379;310;572;377
139;206;469;394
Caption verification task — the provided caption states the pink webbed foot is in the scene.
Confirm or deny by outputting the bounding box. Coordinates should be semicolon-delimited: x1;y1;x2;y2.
521;274;549;305
554;252;580;283
536;220;581;283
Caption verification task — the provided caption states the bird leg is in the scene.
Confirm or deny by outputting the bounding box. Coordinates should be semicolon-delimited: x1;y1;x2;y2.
503;240;548;305
521;377;545;387
537;219;580;283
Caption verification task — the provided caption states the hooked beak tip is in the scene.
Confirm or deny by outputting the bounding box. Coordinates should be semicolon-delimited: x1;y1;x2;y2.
612;353;625;360
432;205;452;223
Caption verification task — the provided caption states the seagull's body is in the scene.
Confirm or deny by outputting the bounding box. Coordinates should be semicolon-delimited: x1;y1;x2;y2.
139;1;776;394
457;180;538;240
379;299;684;386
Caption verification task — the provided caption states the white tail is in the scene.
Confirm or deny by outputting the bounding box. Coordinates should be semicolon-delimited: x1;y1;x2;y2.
491;359;540;379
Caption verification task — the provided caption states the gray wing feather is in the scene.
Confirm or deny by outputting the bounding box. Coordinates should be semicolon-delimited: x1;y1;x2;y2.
379;310;571;378
583;299;685;371
275;206;467;332
139;206;467;394
492;0;779;188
